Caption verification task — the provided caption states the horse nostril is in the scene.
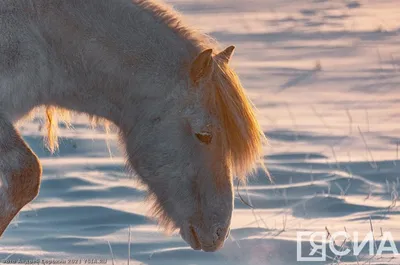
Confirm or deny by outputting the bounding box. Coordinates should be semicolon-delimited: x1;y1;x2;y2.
214;226;229;242
216;227;223;238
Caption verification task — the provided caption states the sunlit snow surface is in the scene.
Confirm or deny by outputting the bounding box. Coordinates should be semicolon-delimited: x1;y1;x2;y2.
1;0;400;264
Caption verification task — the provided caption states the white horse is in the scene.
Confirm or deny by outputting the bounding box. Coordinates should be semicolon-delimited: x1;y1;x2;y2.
0;0;265;252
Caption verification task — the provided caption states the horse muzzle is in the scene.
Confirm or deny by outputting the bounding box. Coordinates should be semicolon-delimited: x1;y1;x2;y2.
180;223;231;252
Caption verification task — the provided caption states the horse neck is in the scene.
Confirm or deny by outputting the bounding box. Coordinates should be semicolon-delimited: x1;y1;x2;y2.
34;0;195;127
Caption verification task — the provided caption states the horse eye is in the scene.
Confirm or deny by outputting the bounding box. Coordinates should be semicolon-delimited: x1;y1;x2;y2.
195;132;212;144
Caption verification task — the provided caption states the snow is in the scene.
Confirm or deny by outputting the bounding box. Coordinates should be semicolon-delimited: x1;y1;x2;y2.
1;0;400;264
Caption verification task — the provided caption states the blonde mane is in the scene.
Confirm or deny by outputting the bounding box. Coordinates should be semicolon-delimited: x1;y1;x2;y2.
207;60;266;182
43;0;266;182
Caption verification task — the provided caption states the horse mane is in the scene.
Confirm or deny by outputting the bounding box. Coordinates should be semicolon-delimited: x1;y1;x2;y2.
207;59;266;182
43;106;110;153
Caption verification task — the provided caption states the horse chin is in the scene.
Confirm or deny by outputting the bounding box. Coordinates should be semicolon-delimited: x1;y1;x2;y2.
179;224;226;252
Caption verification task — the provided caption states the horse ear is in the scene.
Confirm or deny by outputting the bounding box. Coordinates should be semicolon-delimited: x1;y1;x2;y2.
190;49;214;84
216;45;235;64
